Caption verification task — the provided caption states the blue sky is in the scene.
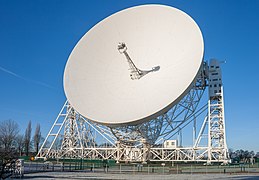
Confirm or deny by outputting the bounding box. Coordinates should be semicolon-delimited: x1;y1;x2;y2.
0;0;258;152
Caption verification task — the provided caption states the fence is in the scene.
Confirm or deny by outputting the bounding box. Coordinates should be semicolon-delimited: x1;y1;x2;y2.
23;160;259;175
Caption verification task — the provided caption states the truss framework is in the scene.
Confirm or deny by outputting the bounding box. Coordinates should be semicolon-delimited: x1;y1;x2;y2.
37;60;229;164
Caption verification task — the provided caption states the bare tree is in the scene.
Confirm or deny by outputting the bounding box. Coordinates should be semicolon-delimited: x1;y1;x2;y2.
0;119;19;151
0;119;20;168
24;120;32;156
16;134;24;156
33;124;41;154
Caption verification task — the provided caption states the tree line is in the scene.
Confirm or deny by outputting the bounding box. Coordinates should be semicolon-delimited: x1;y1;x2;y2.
229;149;259;164
0;119;259;164
0;119;42;162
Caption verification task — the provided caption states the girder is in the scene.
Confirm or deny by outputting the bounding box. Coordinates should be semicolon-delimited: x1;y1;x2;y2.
36;60;229;164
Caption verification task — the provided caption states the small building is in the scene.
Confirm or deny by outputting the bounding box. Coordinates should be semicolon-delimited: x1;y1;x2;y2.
163;140;177;148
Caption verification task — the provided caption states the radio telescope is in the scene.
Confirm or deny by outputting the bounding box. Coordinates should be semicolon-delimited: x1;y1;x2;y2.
64;4;203;126
37;5;229;164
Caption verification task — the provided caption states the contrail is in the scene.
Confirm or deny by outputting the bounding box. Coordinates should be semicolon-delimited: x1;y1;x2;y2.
0;66;24;79
0;66;56;90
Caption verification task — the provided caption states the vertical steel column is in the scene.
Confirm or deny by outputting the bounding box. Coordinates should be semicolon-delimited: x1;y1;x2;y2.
207;59;228;164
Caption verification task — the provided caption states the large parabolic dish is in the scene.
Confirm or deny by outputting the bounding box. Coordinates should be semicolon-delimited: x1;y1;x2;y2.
64;4;204;126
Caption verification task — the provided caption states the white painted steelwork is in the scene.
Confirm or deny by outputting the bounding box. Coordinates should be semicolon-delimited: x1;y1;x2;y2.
37;59;229;164
37;4;228;164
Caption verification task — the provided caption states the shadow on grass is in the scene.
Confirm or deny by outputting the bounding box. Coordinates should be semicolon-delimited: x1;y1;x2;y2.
21;175;55;179
228;175;259;180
